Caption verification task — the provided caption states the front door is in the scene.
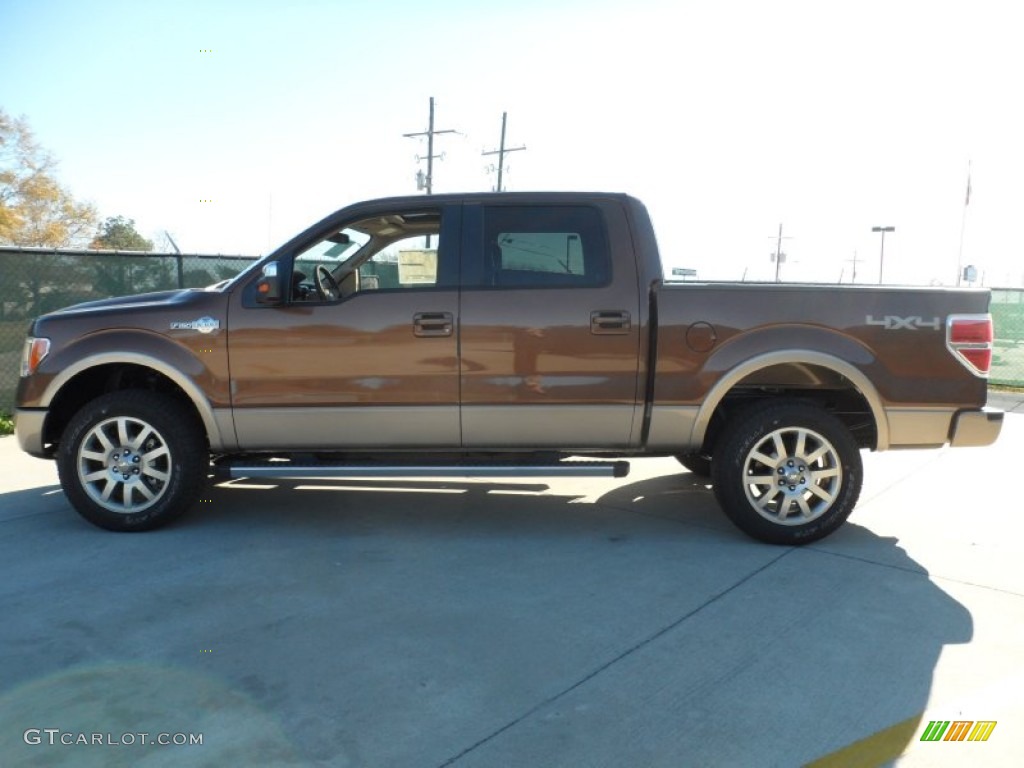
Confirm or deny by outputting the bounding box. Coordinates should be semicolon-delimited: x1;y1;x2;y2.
229;204;461;450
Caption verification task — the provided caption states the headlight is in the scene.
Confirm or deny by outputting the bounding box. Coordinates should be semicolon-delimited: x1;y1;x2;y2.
20;337;51;377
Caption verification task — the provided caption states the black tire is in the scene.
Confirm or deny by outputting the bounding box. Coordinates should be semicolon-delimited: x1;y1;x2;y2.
711;401;862;545
675;453;712;478
57;390;206;531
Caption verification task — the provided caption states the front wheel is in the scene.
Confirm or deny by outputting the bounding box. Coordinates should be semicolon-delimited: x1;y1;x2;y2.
57;390;207;531
711;402;862;545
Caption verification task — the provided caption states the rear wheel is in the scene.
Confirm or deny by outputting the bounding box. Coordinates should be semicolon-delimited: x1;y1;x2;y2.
711;401;862;545
57;390;206;531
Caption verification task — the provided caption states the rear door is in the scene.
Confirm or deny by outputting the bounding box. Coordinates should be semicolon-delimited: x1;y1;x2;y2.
458;200;642;449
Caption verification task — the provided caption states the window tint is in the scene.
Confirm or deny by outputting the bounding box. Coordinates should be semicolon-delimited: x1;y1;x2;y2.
482;206;610;287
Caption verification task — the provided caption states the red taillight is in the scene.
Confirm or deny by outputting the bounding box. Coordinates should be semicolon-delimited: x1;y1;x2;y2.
949;317;992;345
947;314;993;376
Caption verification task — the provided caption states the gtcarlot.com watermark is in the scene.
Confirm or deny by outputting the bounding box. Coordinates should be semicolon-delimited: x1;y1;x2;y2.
24;728;203;747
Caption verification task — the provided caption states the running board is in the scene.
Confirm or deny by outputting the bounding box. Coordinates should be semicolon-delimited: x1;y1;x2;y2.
217;459;630;480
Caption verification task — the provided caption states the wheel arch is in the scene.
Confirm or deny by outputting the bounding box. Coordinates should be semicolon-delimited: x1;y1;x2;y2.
40;353;230;452
691;350;889;453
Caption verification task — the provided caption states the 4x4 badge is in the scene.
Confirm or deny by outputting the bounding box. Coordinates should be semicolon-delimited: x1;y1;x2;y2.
170;316;220;334
866;315;941;330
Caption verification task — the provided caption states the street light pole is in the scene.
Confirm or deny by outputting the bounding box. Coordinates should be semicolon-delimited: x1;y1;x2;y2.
871;226;895;283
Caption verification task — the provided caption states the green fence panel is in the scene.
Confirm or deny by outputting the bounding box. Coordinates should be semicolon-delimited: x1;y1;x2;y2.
0;249;256;413
991;288;1024;387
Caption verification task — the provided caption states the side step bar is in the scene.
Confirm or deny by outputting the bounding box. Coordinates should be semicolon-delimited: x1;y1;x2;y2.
217;459;630;480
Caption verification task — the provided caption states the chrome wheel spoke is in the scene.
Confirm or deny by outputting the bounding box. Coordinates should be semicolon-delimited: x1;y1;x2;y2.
743;423;844;526
805;444;830;465
771;433;788;462
808;484;835;504
142;466;169;483
776;497;792;518
794;429;807;459
795;496;813;518
78;415;172;514
116;417;130;447
135;483;156;502
129;425;153;450
100;479;117;501
143;445;169;462
94;427;114;452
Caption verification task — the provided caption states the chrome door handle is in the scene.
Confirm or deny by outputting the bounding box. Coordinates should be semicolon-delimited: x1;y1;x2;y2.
590;310;630;335
413;312;454;337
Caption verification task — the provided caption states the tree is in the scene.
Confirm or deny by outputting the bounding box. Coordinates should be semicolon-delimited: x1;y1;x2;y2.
90;215;154;251
0;108;97;247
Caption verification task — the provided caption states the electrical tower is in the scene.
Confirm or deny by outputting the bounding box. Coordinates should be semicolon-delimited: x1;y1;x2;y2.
482;112;526;192
402;97;458;195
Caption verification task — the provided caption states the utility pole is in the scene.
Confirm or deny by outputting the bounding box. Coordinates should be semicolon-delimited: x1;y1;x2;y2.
769;223;792;282
402;97;458;196
956;160;971;286
482;112;526;192
846;250;863;283
871;226;895;283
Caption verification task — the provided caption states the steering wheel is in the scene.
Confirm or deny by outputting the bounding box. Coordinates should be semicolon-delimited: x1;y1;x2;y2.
315;265;341;301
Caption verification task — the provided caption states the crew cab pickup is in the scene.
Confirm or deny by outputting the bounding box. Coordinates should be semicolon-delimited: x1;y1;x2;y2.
15;193;1003;544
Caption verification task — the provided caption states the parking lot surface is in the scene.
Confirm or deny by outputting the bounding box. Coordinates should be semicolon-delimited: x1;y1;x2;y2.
1;406;1022;767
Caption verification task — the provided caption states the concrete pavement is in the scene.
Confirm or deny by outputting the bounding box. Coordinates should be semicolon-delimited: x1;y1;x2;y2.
1;408;1022;767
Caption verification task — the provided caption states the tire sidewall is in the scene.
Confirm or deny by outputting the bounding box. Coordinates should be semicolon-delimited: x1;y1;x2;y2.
57;391;205;531
712;402;862;545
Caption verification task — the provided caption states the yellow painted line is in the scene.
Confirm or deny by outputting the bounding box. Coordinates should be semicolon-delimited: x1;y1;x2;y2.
803;713;922;768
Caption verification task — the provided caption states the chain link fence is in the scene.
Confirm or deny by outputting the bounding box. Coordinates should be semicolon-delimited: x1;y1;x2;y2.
991;287;1024;387
2;254;1023;415
1;247;256;413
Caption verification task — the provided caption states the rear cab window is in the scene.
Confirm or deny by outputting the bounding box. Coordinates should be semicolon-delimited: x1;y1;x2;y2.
477;205;611;288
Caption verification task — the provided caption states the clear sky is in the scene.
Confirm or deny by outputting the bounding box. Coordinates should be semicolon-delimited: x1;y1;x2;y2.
2;0;1022;286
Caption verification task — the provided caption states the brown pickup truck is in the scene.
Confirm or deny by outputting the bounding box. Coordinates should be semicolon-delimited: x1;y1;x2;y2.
15;192;1003;544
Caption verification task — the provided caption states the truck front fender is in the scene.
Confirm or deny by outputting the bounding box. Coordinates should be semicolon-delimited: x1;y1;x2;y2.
31;329;234;452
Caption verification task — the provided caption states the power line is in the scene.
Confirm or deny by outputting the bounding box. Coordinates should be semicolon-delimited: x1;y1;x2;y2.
482;112;526;192
402;97;458;195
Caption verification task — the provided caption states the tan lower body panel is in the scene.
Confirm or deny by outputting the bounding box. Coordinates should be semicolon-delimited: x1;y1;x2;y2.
644;406;701;452
232;406;460;451
460;405;638;450
884;407;957;448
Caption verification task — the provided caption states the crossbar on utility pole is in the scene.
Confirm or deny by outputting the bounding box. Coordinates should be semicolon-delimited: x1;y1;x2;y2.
482;112;526;192
402;97;458;196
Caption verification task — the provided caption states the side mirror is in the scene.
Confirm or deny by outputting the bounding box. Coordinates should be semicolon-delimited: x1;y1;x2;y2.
255;261;283;305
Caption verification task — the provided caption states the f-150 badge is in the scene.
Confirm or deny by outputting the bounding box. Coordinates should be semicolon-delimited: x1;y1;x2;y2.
170;316;220;334
866;315;941;330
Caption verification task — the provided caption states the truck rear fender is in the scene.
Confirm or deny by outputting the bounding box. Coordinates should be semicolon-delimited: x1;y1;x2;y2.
692;348;889;451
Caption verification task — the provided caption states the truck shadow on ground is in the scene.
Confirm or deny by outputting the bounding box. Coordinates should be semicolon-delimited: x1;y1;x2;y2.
196;467;726;539
0;469;973;766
